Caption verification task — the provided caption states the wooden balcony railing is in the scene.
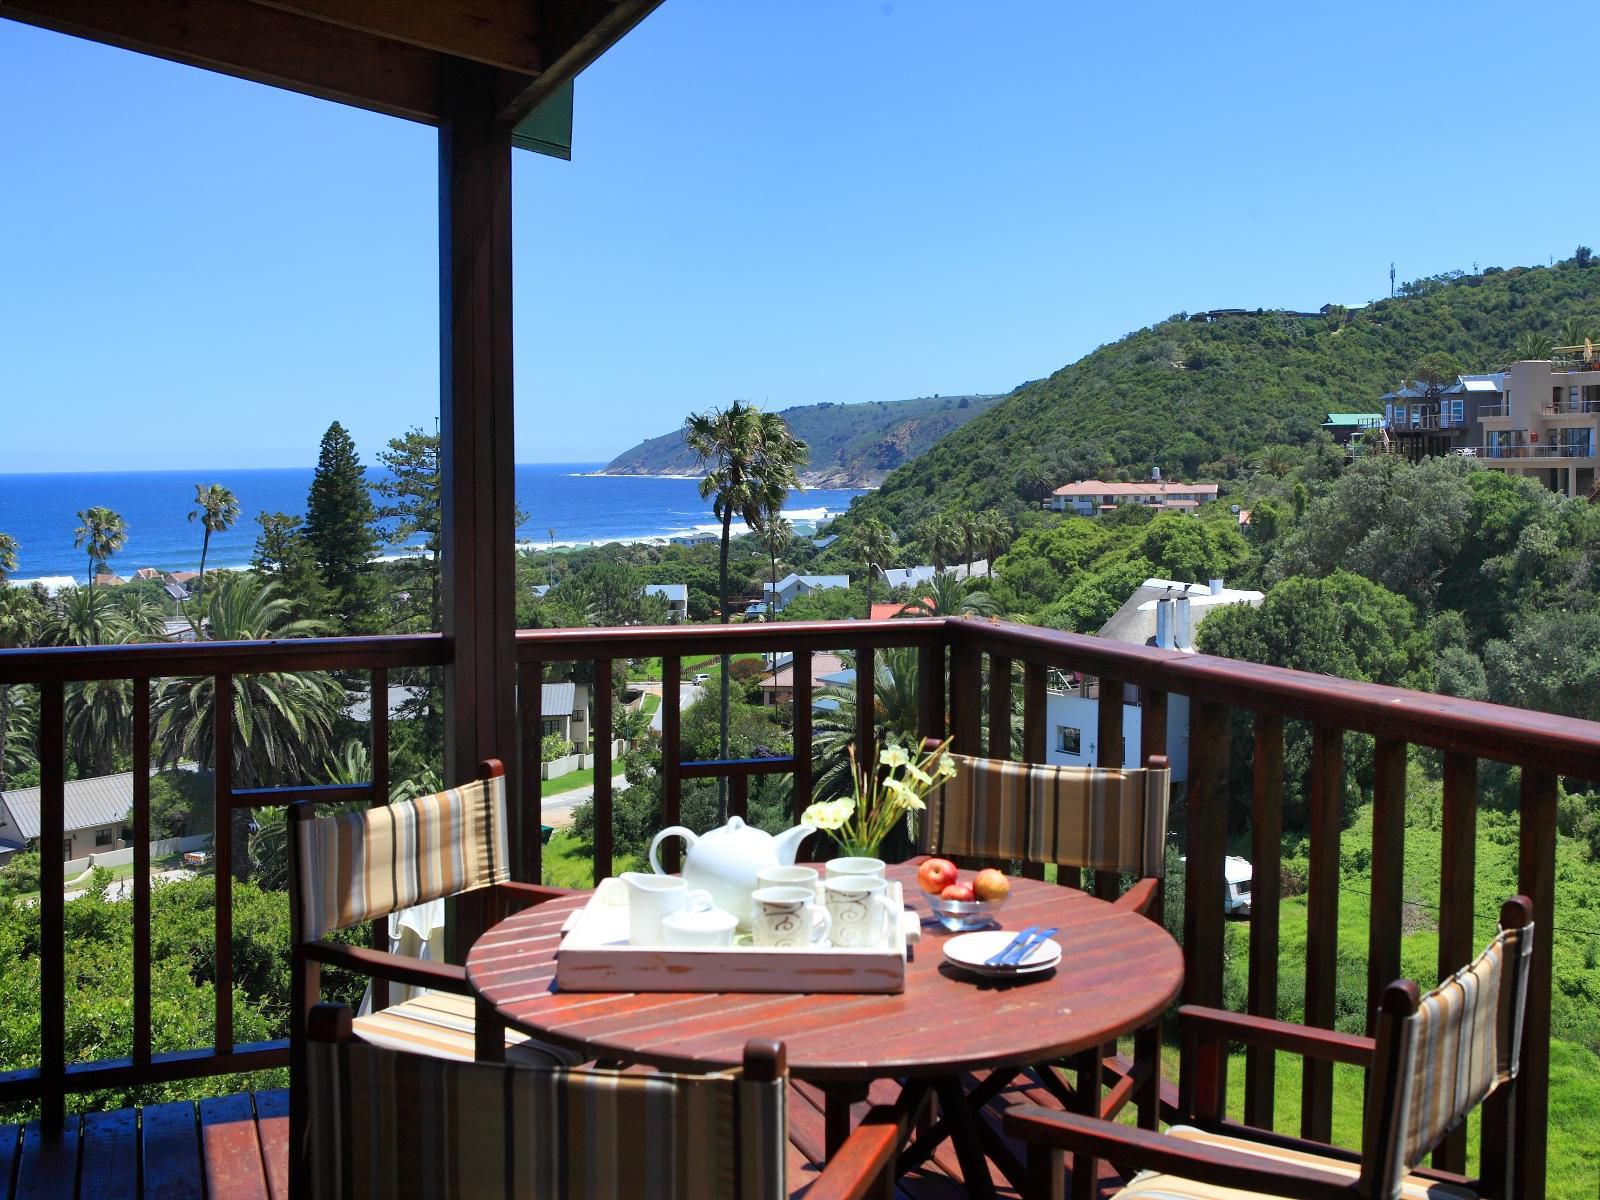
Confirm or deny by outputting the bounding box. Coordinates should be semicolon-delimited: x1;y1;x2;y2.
3;617;1597;1198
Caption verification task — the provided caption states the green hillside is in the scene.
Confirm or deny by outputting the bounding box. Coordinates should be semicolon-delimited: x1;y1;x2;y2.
845;258;1600;530
601;394;1002;487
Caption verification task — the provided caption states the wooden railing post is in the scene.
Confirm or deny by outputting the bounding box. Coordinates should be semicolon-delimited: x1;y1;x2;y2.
519;660;544;883
988;654;1012;760
917;640;944;745
213;673;234;1056
132;676;152;1069
39;680;65;1133
1433;752;1477;1172
1301;724;1342;1141
661;656;682;873
1513;767;1558;1200
1365;739;1407;1036
792;651;812;824
593;660;614;884
950;634;981;757
1180;698;1229;1116
1095;676;1126;897
1244;712;1283;1129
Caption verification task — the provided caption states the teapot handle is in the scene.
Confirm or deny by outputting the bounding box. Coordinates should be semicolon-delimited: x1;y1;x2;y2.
649;826;697;875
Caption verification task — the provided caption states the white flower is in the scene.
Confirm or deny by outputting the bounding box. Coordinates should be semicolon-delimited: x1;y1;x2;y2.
935;754;958;780
884;778;925;812
878;745;910;769
906;764;933;788
803;798;855;831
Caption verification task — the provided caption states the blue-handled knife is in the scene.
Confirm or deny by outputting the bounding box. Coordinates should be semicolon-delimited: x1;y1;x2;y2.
983;925;1039;967
999;926;1058;968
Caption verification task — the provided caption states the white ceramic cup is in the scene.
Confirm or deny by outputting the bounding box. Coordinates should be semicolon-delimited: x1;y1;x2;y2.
824;876;896;949
751;886;833;948
621;872;713;946
825;857;886;883
660;907;738;947
757;864;821;902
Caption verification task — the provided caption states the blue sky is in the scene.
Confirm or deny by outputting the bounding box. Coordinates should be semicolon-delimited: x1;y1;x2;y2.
2;1;1595;471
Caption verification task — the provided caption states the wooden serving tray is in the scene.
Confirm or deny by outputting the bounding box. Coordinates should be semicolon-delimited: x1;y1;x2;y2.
554;877;917;994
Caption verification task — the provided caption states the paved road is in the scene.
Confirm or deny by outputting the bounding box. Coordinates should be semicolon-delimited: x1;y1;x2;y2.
541;772;629;829
64;867;194;903
648;683;703;732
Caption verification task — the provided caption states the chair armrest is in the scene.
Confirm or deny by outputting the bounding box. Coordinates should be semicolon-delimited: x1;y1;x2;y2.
491;881;579;909
803;1106;903;1200
1002;1107;1358;1200
1178;1006;1374;1068
304;941;472;994
1111;876;1160;918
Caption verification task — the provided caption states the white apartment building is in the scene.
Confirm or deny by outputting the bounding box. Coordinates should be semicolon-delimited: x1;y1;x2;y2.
1049;479;1219;516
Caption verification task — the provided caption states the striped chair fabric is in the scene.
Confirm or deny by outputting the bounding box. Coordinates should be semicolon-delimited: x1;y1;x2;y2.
1393;923;1534;1171
307;1034;786;1200
926;753;1170;875
1116;1126;1477;1200
294;774;511;943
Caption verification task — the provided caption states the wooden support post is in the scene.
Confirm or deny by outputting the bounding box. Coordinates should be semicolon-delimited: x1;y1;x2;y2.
1244;712;1282;1130
661;656;682;872
519;661;544;883
1366;739;1407;1036
918;640;944;744
213;673;234;1056
593;659;614;883
439;58;518;801
1433;752;1477;1172
988;654;1012;759
39;681;65;1133
1301;725;1342;1142
1513;768;1557;1200
132;677;152;1069
1180;699;1228;1116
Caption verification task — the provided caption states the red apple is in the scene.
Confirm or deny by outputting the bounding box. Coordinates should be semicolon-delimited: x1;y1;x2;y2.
940;882;976;902
918;857;959;895
973;868;1011;902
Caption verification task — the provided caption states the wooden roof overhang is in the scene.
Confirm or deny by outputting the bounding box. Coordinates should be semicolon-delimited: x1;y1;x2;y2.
0;0;659;128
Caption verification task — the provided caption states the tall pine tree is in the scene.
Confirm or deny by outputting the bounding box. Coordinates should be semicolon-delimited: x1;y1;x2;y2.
303;421;378;632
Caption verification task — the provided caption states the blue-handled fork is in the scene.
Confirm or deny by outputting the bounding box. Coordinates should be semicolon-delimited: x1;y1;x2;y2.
997;926;1058;968
983;925;1039;967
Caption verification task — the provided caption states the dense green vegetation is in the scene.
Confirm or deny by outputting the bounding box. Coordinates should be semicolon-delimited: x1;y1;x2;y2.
842;258;1600;534
602;393;1001;486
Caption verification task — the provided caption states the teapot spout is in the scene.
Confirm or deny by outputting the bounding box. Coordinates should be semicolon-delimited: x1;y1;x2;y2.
772;821;816;866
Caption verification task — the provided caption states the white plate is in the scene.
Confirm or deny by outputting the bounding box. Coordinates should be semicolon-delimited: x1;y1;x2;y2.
943;930;1062;976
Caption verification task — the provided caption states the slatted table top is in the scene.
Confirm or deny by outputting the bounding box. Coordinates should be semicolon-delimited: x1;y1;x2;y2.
466;864;1183;1083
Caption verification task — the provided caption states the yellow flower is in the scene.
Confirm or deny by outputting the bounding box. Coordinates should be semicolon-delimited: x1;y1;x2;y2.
906;764;933;788
935;754;958;780
883;778;925;812
878;744;910;769
803;799;855;831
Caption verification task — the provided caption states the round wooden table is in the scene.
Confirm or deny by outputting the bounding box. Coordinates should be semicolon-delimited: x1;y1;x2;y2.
466;863;1182;1197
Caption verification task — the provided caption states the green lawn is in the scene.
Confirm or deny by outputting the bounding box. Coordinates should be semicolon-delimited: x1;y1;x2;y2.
626;657;662;681
542;766;628;797
541;830;638;889
641;693;661;718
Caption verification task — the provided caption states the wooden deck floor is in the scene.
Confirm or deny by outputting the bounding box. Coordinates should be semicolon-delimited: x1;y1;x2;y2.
0;1078;1102;1199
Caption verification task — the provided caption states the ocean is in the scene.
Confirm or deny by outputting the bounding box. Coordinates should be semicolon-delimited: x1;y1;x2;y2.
0;465;868;583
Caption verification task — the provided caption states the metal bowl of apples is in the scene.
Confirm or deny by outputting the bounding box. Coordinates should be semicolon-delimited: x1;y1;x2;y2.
917;858;1011;932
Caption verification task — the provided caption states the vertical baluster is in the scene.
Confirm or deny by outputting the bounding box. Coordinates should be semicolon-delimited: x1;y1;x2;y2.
1244;713;1283;1130
661;656;682;872
1300;724;1342;1142
1094;676;1126;898
988;654;1012;760
1019;663;1047;880
593;658;613;884
368;668;390;999
132;676;152;1070
854;645;874;760
1510;767;1557;1200
213;673;234;1055
917;641;944;744
39;680;65;1132
1180;698;1229;1118
519;661;544;883
1365;739;1407;1036
1433;752;1477;1172
1139;688;1168;770
950;636;981;756
730;774;748;822
792;651;812;832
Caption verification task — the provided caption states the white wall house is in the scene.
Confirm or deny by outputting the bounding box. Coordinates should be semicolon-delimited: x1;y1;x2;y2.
0;771;147;862
760;573;850;612
1044;578;1263;783
878;562;987;589
1049;480;1219;516
641;583;689;622
1474;359;1600;498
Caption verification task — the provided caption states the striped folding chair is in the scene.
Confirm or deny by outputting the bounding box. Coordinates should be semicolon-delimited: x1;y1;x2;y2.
1005;896;1537;1200
288;760;578;1195
303;1002;904;1200
920;752;1173;1133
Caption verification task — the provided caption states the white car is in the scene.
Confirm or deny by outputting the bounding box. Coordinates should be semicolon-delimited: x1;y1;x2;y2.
1224;855;1253;916
691;673;710;684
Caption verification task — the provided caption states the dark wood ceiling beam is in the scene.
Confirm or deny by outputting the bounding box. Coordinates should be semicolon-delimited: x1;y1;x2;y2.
496;0;658;124
0;0;450;123
246;0;544;76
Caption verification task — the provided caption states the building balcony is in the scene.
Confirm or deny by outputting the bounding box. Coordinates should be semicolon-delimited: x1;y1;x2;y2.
0;618;1591;1196
1540;400;1600;416
1478;444;1596;460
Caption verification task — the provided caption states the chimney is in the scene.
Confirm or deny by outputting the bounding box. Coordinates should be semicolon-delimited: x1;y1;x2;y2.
1175;596;1194;651
1209;578;1224;596
1155;598;1175;650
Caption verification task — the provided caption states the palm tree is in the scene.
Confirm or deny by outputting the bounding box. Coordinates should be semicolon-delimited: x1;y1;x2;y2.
810;647;922;801
188;483;240;631
902;572;996;618
1512;331;1554;363
757;514;793;623
154;574;342;789
0;685;36;790
46;586;128;648
922;515;959;573
0;533;16;584
683;401;809;817
951;510;980;571
1559;317;1590;352
73;506;126;641
111;587;168;641
44;589;134;777
976;511;1010;575
1255;446;1295;478
852;518;893;619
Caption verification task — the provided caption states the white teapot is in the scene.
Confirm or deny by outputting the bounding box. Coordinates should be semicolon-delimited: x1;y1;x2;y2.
649;816;814;926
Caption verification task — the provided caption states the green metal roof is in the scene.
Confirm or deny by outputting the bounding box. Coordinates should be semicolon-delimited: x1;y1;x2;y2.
1323;413;1383;425
512;80;573;160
